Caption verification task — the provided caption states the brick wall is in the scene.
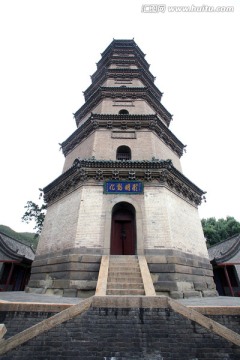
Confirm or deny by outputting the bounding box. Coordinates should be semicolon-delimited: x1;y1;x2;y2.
0;308;239;359
39;184;206;257
28;253;101;297
75;186;105;250
36;188;82;256
143;187;208;258
31;181;211;297
62;133;96;172
146;250;216;298
78;99;169;128
62;129;182;172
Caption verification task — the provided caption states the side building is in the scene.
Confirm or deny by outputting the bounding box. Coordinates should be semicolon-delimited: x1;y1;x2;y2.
0;231;35;291
208;233;240;297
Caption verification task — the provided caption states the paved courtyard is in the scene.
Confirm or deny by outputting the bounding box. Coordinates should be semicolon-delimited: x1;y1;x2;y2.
0;291;81;304
0;291;240;307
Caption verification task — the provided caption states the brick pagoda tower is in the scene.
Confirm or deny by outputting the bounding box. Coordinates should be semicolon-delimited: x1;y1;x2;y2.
27;40;216;298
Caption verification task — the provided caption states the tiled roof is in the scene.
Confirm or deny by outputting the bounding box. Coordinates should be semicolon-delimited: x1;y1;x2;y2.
0;232;35;262
208;233;240;264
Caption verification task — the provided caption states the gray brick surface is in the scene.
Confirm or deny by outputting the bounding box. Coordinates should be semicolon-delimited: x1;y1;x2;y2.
0;306;239;359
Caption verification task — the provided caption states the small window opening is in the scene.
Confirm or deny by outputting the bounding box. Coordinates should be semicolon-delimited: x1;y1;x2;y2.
116;146;131;161
119;109;129;115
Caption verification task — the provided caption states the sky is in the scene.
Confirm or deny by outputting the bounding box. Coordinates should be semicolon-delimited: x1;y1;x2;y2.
0;0;239;233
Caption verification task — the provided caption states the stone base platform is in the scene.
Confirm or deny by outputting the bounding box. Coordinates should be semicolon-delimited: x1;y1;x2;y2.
0;294;240;359
27;249;217;299
146;249;217;298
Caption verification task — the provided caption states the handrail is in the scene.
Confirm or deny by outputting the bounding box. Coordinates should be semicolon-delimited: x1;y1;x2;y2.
0;296;93;356
168;297;240;347
95;255;109;296
138;255;156;296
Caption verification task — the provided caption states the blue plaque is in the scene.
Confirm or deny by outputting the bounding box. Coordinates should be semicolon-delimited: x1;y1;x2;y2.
104;181;143;194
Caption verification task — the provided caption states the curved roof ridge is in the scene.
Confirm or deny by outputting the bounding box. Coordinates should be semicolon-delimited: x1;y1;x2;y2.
208;233;240;263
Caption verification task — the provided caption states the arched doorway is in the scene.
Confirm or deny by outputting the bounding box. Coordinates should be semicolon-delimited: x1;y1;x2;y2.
110;202;136;255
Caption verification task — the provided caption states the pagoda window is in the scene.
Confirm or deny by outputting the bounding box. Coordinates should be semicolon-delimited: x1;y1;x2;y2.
116;146;131;161
119;109;129;115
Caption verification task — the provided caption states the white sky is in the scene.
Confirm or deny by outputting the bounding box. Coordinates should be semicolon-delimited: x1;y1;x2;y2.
0;0;239;233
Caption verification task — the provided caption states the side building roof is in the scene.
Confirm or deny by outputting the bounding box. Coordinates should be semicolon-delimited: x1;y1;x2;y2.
0;231;35;263
208;233;240;265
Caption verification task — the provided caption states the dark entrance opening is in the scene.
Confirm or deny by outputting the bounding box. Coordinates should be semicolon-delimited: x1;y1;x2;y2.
110;202;136;255
116;145;131;161
118;109;129;115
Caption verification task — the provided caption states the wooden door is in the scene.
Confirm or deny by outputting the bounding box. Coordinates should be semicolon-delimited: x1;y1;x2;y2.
111;209;135;255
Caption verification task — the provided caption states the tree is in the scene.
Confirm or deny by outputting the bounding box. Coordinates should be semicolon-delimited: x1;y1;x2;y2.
201;216;240;247
22;190;47;235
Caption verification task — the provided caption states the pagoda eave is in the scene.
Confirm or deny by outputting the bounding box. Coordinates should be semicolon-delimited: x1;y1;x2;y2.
43;159;205;208
96;40;152;73
61;114;184;158
74;87;172;127
85;69;162;102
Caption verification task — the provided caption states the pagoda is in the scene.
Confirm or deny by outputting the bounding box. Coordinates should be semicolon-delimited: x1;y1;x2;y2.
27;40;216;299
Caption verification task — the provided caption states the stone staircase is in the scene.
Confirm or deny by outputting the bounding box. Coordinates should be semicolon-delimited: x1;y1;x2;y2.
106;255;145;295
1;256;240;358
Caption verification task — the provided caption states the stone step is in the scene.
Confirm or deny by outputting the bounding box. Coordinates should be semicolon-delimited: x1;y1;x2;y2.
109;263;140;270
109;262;140;268
108;275;142;282
106;255;145;296
106;289;145;295
107;283;144;290
108;278;142;283
109;255;138;260
109;267;140;272
109;263;139;269
109;257;139;261
109;261;139;266
109;271;140;276
108;277;142;282
108;269;141;275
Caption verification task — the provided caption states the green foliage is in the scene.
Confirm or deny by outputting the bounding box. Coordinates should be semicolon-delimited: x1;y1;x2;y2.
21;190;47;236
0;224;38;250
201;216;240;247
